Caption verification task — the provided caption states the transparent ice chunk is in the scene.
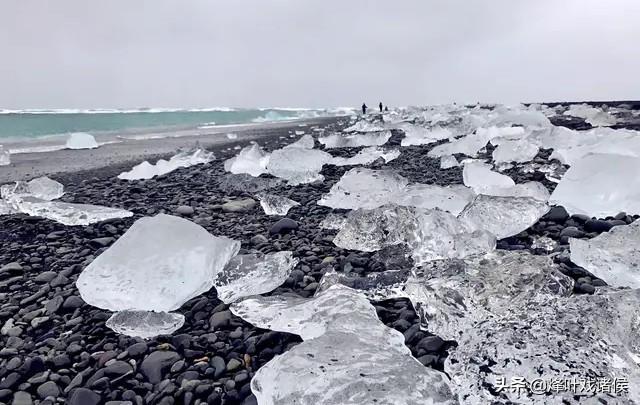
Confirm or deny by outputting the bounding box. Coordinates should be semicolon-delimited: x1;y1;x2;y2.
223;143;270;177
65;132;99;150
266;147;333;185
119;148;214;180
255;192;300;216
318;130;392;148
106;310;185;339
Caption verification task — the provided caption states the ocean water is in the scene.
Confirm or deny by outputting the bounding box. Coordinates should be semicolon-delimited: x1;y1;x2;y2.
0;107;352;142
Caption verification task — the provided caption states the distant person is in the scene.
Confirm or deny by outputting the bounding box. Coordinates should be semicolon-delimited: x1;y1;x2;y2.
384;106;389;112
362;103;367;115
379;102;383;112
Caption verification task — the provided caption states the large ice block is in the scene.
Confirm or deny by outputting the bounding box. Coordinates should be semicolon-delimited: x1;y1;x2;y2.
318;130;392;148
549;153;640;217
266;147;333;185
214;251;298;303
223;143;270;177
15;197;133;226
569;220;640;288
65;132;99;149
318;168;409;209
231;285;457;405
396;184;475;216
491;139;539;163
399;125;452;146
564;104;617;127
1;176;64;201
459;195;549;239
76;214;240;312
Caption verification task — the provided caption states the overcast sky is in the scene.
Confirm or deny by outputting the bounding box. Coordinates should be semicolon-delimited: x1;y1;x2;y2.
1;0;639;109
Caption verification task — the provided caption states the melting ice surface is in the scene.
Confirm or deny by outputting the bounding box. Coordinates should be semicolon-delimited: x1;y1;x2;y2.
491;139;539;163
564;104;617;127
118;148;214;180
318;130;392;148
440;155;459;169
330;146;400;166
319;168;474;215
1;176;64;201
399;124;452;146
570;220;640;288
333;205;495;264
65;132;99;149
0;176;132;225
459;194;549;239
255;192;300;216
223;143;271;177
462;162;550;201
405;251;640;404
266;147;333;185
214;251;298;304
550;153;640;217
76;214;240;337
230;285;457;405
106;311;186;340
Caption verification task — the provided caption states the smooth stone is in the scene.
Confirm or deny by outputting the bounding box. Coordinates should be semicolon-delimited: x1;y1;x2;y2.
126;342;148;357
250;235;268;245
67;388;101;405
104;361;133;376
544;206;569;223
269;218;298;234
222;199;256;213
226;358;242;372
175;205;195;216
584;219;613;233
140;351;181;384
36;381;60;399
0;262;23;279
417;336;445;352
62;296;85;310
559;226;584;238
11;391;33;405
209;311;232;330
576;283;596;294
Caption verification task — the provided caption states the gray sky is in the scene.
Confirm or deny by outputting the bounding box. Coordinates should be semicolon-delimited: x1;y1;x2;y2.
1;0;639;109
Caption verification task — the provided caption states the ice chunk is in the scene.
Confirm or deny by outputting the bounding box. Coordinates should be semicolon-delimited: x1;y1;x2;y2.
286;134;314;149
255;192;300;216
569;220;640;288
549;153;640;217
488;106;551;128
334;205;495;264
531;235;557;252
106;311;185;339
564;104;617;127
0;145;10;166
405;251;572;341
0;199;19;215
223;143;270;177
397;184;475;216
491;139;539;163
343;120;385;132
266;147;333;185
319;213;347;230
406;251;640;404
459;195;549;239
330;146;400;166
440;155;459;169
231;285;457;405
226;133;237;139
14;197;133;226
1;176;64;201
427;131;490;157
400;125;452;146
214;251;298;303
318;130;392;148
318;168;409;209
65;132;99;150
462;161;515;193
317;268;410;301
76;214;240;312
119;148;214;180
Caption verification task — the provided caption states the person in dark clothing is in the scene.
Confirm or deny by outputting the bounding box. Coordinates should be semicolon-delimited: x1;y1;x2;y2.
379;102;383;112
384;106;389;112
362;103;367;115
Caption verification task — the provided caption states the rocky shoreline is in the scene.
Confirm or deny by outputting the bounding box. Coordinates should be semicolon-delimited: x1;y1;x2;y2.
0;112;637;405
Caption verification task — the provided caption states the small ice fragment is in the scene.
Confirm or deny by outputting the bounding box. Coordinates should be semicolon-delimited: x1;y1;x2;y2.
330;146;400;166
106;311;185;339
255;192;300;216
215;251;298;303
226;133;238;139
440;155;459;169
65;132;99;150
1;176;64;201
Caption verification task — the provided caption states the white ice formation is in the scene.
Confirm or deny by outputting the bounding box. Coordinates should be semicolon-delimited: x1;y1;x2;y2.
549;153;640;217
440;155;459;169
318;130;392;148
223;143;271;177
76;214;240;337
255;192;300;216
0;145;10;166
266;147;333;185
330;146;400;166
569;220;640;288
65;132;99;150
119;148;214;180
231;285;457;405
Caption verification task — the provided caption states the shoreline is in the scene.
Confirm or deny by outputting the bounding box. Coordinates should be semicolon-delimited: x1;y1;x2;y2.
0;117;345;183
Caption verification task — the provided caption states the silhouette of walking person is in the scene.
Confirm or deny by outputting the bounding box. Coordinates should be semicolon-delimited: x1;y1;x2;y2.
379;102;383;112
362;103;367;115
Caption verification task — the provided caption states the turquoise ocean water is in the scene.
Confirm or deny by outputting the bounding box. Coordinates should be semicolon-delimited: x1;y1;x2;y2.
0;107;351;142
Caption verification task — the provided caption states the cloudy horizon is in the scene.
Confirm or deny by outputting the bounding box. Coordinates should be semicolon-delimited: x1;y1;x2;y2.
1;0;639;109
